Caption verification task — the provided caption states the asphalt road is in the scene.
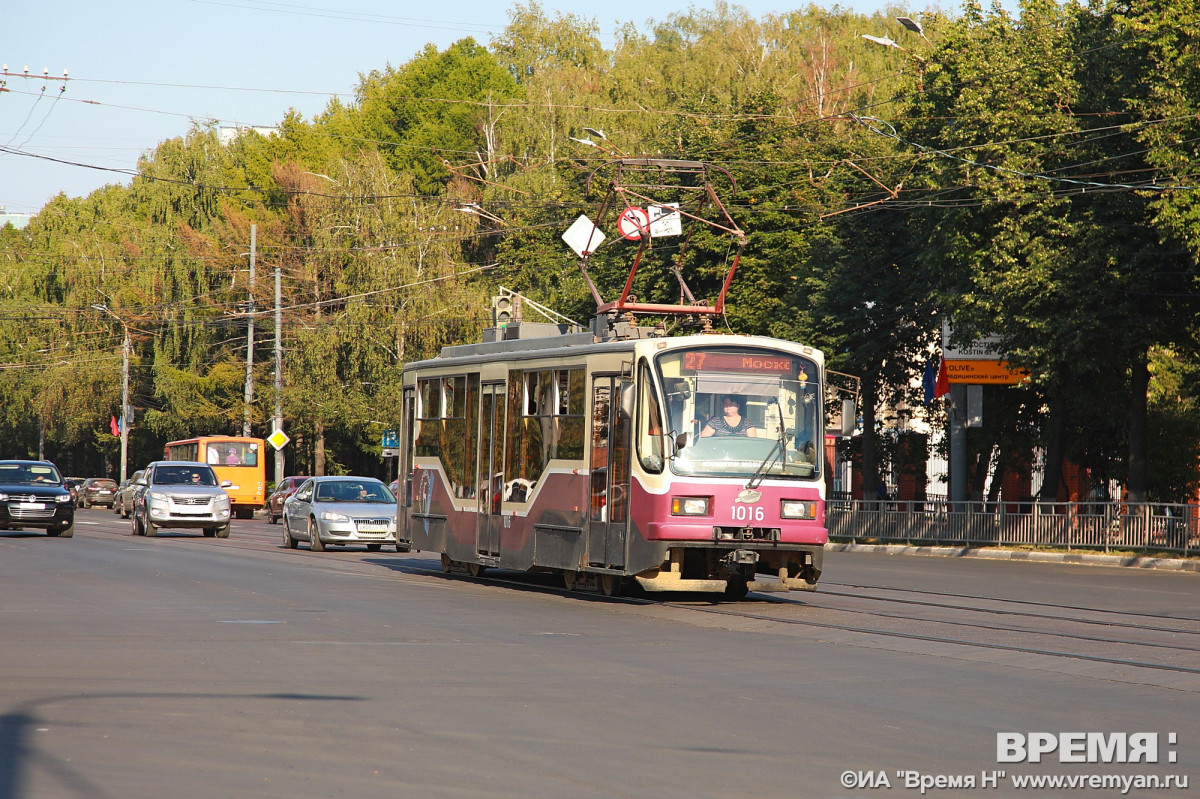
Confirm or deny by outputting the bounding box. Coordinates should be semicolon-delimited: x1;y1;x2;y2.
2;508;1197;798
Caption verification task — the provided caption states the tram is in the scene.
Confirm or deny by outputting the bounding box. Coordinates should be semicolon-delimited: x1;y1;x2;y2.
396;159;830;597
396;320;828;596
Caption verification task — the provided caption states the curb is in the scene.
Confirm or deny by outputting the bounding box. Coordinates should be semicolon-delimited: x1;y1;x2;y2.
826;543;1200;573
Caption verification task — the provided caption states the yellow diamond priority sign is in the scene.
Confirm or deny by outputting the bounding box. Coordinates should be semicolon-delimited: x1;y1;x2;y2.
266;429;290;450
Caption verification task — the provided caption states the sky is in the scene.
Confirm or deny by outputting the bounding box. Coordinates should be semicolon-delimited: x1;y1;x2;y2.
1;0;946;216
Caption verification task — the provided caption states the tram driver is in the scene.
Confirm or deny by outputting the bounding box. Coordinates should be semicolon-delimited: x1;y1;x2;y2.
700;394;758;438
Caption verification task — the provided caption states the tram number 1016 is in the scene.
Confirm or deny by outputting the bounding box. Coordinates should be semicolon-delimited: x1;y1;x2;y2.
731;504;766;522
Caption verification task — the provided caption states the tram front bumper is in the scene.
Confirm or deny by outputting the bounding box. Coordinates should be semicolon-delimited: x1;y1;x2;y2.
633;568;817;593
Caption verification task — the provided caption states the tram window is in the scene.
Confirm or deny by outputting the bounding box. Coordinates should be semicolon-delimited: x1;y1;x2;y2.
442;376;465;418
524;372;539;415
556;371;570;415
636;362;665;473
417;379;438;420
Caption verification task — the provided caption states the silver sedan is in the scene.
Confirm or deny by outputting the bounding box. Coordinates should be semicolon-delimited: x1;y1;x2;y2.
281;476;398;552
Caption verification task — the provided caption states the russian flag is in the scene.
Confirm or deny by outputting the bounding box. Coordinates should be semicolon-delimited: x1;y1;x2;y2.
935;357;950;399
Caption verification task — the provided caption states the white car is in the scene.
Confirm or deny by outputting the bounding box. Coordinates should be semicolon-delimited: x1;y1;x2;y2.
131;461;233;538
282;476;398;552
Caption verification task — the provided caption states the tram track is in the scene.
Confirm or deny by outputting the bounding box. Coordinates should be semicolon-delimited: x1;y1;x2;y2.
823;580;1200;626
78;513;1200;685
382;556;1200;681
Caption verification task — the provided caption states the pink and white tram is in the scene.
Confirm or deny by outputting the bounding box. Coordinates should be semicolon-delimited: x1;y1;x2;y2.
396;322;828;597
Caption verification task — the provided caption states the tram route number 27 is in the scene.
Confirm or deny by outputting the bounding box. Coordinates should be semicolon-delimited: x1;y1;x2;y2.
731;504;765;522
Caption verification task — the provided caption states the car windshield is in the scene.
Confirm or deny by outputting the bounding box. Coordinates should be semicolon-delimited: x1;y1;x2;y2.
154;466;218;486
314;481;395;503
0;463;63;485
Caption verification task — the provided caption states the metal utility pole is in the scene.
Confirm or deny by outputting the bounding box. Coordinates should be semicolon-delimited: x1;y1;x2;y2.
121;328;130;482
92;304;131;483
243;224;255;437
273;262;284;484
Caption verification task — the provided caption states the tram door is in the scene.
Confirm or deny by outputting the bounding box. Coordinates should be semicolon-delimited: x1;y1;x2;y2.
588;376;630;570
476;382;506;560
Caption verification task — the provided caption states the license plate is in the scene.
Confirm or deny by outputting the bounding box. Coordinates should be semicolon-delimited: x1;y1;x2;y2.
18;502;45;510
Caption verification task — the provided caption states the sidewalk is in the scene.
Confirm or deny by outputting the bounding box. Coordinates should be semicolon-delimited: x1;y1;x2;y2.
827;542;1200;573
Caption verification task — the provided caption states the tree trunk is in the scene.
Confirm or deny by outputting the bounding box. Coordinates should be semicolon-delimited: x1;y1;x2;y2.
1127;350;1149;502
860;380;880;501
1039;396;1067;502
986;458;1006;505
970;446;992;502
314;419;326;476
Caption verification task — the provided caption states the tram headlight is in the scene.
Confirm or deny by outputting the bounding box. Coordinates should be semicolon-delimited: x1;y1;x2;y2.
671;496;711;516
780;500;817;520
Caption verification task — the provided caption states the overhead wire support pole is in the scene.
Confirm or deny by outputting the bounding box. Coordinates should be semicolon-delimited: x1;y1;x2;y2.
243;224;255;438
91;303;130;484
274;259;284;485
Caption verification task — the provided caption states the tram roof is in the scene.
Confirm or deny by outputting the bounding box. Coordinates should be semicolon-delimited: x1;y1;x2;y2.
403;321;821;373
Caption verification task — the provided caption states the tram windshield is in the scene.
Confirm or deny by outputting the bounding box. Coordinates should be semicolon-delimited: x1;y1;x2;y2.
653;346;821;479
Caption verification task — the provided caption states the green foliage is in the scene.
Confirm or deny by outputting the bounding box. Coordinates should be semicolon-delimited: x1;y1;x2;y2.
0;1;1196;498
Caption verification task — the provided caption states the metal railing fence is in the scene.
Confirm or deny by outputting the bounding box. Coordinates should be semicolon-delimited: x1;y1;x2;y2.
827;499;1198;557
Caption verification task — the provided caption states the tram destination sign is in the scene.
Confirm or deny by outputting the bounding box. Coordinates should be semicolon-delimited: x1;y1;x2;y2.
683;352;794;373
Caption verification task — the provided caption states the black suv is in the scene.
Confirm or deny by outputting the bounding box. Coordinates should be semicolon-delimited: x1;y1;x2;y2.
0;460;76;537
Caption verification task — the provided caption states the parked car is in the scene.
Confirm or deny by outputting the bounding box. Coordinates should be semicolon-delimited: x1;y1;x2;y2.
265;475;310;524
281;476;398;552
64;477;85;503
131;461;232;538
0;460;75;537
77;477;118;508
112;470;145;518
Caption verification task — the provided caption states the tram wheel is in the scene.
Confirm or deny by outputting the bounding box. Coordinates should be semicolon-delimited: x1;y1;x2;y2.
440;554;453;573
598;574;623;597
467;562;487;578
562;570;578;591
723;579;750;600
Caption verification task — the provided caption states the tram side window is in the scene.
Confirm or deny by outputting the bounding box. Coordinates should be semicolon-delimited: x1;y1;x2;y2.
441;376;471;499
461;375;479;500
635;361;665;473
414;379;440;458
413;376;473;499
558;368;585;460
505;367;585;499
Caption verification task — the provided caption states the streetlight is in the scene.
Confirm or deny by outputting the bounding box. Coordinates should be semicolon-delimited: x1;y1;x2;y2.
92;303;131;483
897;16;932;45
570;126;628;157
862;28;927;93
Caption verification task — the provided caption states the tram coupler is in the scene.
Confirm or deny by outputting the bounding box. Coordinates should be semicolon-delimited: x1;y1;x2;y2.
721;549;760;569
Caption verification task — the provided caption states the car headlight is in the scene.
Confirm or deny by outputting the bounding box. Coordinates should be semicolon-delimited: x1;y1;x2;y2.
55;494;72;504
214;495;230;509
0;493;9;501
671;496;711;516
320;511;349;522
146;490;169;506
780;500;817;520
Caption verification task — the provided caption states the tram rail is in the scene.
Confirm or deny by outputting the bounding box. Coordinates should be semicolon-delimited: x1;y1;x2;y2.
71;510;1200;689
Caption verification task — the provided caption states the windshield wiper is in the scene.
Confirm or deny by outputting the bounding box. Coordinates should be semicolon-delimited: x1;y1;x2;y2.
745;425;792;491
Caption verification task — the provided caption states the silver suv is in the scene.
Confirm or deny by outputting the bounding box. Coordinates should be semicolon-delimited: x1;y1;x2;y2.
131;461;232;538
